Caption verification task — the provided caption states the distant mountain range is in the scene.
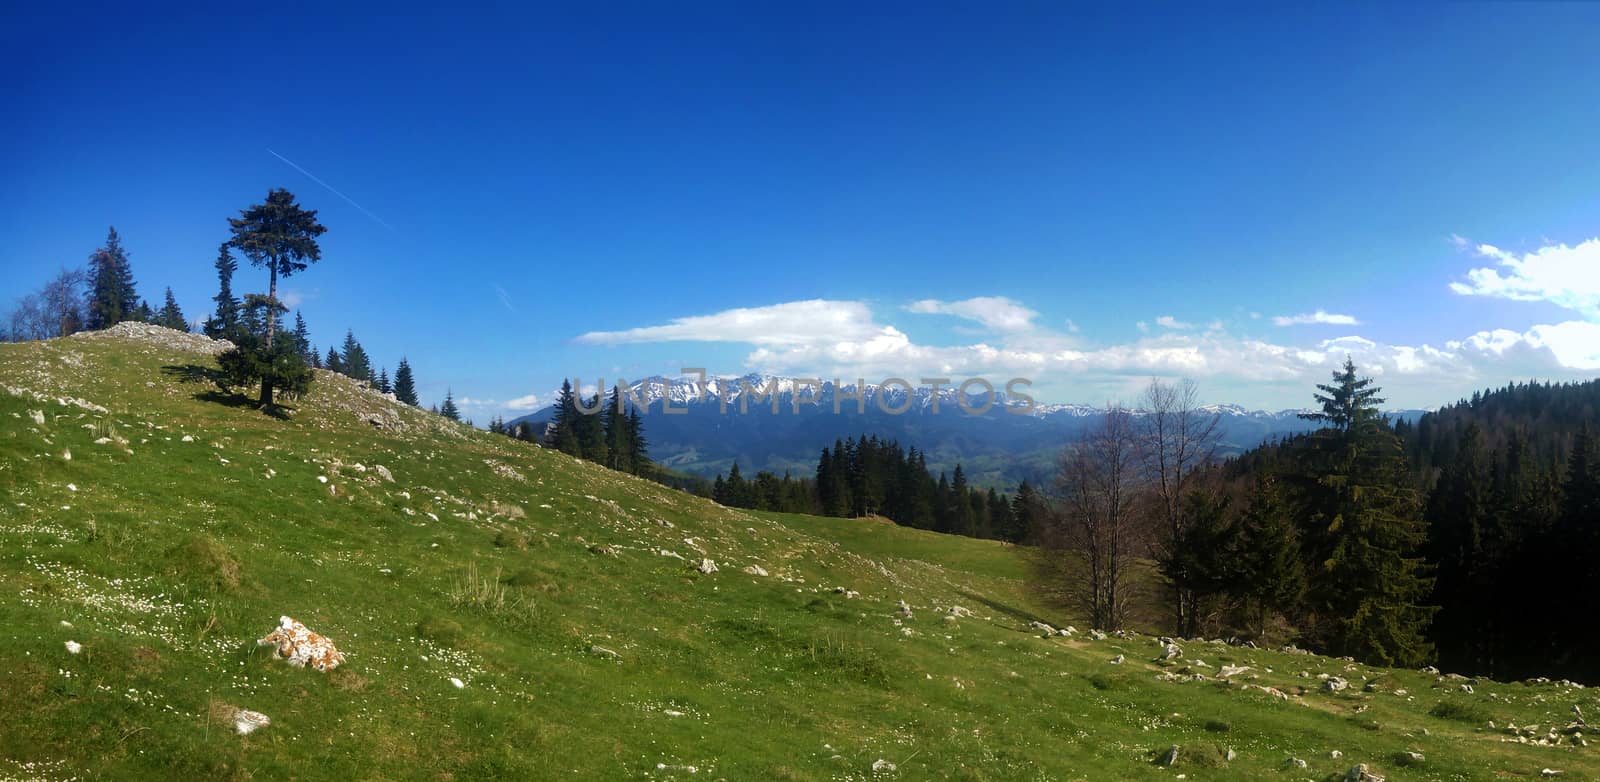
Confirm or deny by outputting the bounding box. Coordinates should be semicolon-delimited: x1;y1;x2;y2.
511;374;1427;488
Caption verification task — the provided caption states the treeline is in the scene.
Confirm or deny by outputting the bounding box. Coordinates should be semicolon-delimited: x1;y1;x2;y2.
1407;380;1600;681
710;434;1046;544
1061;364;1600;679
488;381;653;478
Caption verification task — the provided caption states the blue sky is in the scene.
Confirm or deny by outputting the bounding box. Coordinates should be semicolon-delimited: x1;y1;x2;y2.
5;4;1600;418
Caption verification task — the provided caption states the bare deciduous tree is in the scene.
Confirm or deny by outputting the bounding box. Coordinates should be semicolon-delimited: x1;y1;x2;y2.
1137;378;1221;638
6;268;87;341
1046;406;1144;631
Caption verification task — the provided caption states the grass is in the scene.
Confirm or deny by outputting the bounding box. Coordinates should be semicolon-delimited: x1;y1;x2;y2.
0;325;1596;780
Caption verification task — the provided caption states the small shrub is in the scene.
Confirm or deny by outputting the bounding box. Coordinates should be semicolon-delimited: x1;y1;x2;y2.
169;534;241;592
1203;719;1231;733
494;528;529;550
1429;699;1491;724
416;617;465;647
1088;673;1118;691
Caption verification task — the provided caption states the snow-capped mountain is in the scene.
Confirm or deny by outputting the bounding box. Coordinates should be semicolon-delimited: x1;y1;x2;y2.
512;374;1424;486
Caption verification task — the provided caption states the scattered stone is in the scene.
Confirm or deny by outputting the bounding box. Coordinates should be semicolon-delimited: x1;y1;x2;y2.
946;605;973;618
449;677;465;689
374;464;394;482
1110;654;1125;665
1421;665;1440;675
317;475;328;484
1330;749;1343;759
589;645;620;660
1345;763;1384;782
742;564;769;577
1159;745;1179;766
1160;642;1183;661
61;449;71;461
28;409;44;426
64;640;81;654
1089;630;1108;641
588;544;617;557
1324;676;1349;692
871;758;897;773
696;558;719;574
1287;757;1308;769
257;616;345;672
897;600;913;618
833;586;860;598
233;708;271;736
181;434;194;442
1225;748;1237;762
1542;770;1564;778
1219;665;1251;678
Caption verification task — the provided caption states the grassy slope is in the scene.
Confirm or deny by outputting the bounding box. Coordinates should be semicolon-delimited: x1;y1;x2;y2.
0;326;1594;782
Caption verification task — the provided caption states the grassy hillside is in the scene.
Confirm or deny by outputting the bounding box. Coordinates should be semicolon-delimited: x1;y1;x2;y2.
0;324;1594;781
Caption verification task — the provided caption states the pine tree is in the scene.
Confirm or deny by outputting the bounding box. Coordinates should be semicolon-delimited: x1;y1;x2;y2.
1011;480;1043;543
577;393;607;464
1235;476;1306;639
948;465;974;536
1291;363;1435;666
393;359;419;406
227;190;326;406
203;243;240;338
1425;423;1495;673
550;380;581;456
625;405;649;474
292;311;312;361
603;385;628;471
155;287;187;330
439;389;461;421
86;227;138;330
1299;356;1386;431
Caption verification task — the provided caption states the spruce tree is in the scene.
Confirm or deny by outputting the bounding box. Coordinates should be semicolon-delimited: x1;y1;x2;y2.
156;287;187;330
577;393;608;464
439;390;461;421
86;227;138;330
325;345;343;374
1291;362;1435;666
377;367;391;395
1299;356;1386;431
309;345;322;369
625;405;649;474
603;385;628;471
203;243;240;338
550;380;581;456
1011;480;1043;543
1235;476;1306;639
393;359;419;406
339;330;373;383
292;311;312;361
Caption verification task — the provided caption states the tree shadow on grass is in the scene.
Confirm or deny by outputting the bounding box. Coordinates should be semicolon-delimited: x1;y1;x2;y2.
163;364;292;420
955;587;1059;628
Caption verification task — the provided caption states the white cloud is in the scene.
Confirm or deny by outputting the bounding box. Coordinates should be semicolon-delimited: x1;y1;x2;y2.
1450;238;1600;318
575;299;890;346
566;291;1600;409
905;296;1038;332
1272;310;1360;326
1136;321;1149;334
505;393;542;411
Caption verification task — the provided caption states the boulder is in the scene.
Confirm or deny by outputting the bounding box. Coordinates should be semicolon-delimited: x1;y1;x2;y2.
1159;745;1179;766
696;558;719;574
257;616;345;672
1324;676;1349;692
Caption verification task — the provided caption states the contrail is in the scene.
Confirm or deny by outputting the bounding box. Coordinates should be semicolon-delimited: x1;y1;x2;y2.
493;283;517;312
266;148;395;231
